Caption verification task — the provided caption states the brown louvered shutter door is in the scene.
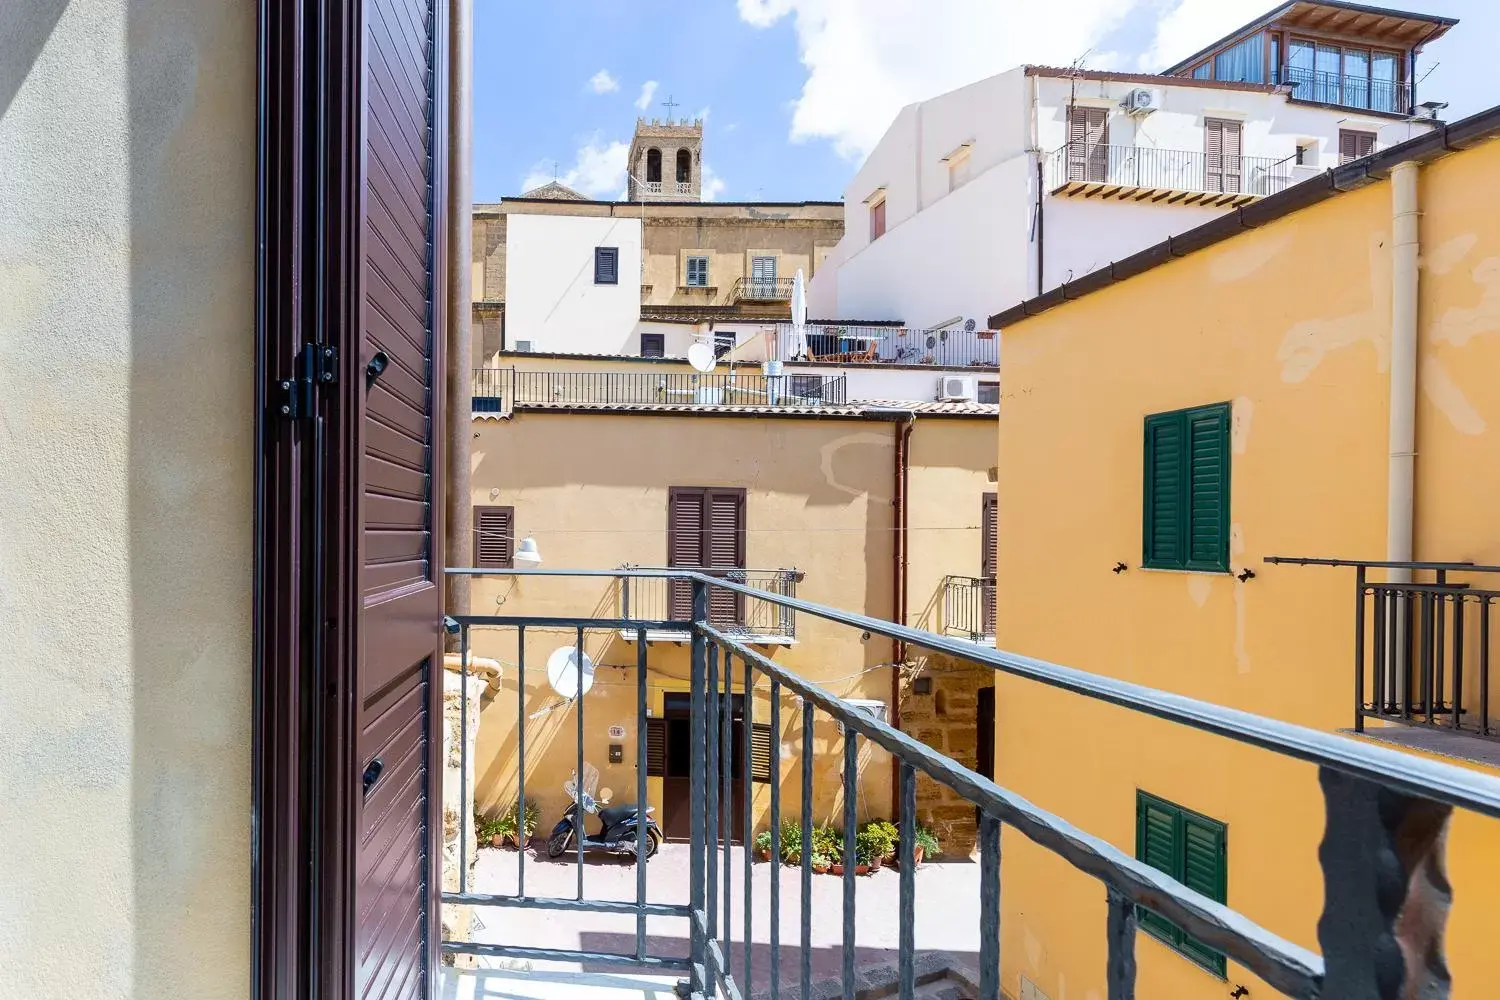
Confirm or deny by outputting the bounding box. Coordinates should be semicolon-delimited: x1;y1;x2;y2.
1068;106;1108;182
749;722;775;782
667;489;706;620
645;718;668;777
1205;119;1243;192
707;489;747;626
1340;129;1375;164
981;494;997;634
473;506;513;568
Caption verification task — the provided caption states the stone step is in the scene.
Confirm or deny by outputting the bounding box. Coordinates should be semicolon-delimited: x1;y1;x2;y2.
748;952;979;1000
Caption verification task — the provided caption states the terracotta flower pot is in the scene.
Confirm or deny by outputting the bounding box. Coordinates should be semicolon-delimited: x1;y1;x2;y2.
855;864;871;876
912;846;924;865
490;833;504;848
829;863;844;876
868;856;884;872
812;862;830;875
760;848;773;862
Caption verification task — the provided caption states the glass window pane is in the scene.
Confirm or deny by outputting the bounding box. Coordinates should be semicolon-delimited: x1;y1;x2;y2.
1192;62;1212;79
1286;40;1315;99
1214;33;1264;83
1271;35;1281;84
1316;44;1341;103
1344;48;1370;108
1372;51;1400;113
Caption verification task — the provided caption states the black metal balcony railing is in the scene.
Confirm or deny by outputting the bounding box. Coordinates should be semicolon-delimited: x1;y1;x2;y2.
472;367;849;412
444;567;1500;1000
724;276;795;304
1269;557;1500;740
1047;142;1295;200
1281;66;1410;115
620;565;801;640
774;323;999;368
943;575;995;641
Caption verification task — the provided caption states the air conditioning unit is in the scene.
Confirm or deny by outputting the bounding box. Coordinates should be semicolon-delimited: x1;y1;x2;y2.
1121;88;1157;114
939;375;976;401
514;340;533;353
839;698;888;732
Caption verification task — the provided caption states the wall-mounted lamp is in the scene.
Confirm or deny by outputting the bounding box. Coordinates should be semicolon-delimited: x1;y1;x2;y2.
515;537;543;567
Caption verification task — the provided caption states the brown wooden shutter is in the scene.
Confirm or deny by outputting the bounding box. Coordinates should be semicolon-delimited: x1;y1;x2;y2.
473;505;514;568
981;493;997;635
645;718;668;777
667;487;746;624
707;489;746;626
667;489;706;620
1339;129;1375;164
1204;118;1243;192
1067;106;1109;182
749;722;775;783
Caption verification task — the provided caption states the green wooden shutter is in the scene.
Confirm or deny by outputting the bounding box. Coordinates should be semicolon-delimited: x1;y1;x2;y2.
1143;414;1185;568
1180;814;1229;974
1186;405;1230;571
1136;792;1183;942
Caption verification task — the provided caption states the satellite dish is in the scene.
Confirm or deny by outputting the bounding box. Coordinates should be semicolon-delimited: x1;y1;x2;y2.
546;646;595;699
686;341;716;373
964;318;977;332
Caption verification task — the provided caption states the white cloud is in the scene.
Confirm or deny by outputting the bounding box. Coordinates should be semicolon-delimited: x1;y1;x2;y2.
520;135;629;198
737;0;1145;161
635;80;659;111
588;69;620;94
696;106;712;122
701;165;727;201
1139;0;1274;71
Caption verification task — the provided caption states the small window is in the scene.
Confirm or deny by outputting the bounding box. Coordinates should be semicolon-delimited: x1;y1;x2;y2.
977;381;999;404
789;375;825;401
713;330;736;358
1294;141;1315;166
1339;129;1376;164
685;255;709;287
594;246;619;285
473;506;514;568
947;149;973;192
1136;791;1228;977
645;148;662;184
676;148;692;184
640;333;665;358
869;198;886;240
1143;402;1230;572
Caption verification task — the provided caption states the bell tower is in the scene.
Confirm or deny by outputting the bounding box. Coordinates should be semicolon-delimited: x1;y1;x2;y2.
627;116;703;202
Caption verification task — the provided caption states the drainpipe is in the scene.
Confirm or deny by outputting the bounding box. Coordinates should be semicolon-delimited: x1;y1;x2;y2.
444;0;474;645
1035;158;1046;297
1387;160;1419;586
890;412;915;819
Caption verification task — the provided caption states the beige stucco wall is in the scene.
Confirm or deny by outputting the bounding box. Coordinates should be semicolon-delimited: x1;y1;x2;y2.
0;1;254;997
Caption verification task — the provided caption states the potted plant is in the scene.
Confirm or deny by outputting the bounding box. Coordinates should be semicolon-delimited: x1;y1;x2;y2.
481;799;540;849
753;828;775;861
855;828;885;874
863;820;899;865
475;812;508;849
810;851;832;875
912;825;940;865
779;818;803;866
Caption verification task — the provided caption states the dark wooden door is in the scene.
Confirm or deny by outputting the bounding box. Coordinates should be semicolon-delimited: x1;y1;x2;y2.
975;686;995;827
347;1;447;998
662;695;746;842
667;487;746;626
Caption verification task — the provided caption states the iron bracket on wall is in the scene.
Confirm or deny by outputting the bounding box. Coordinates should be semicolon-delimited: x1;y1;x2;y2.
276;342;339;420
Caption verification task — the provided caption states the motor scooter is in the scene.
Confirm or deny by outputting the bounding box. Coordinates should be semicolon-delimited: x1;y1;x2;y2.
545;763;663;861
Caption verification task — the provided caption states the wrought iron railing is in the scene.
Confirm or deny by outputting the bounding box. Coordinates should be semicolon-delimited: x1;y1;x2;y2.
724;277;795;304
620;565;802;640
443;566;1500;1000
774;323;999;368
1268;557;1500;739
472;367;849;410
1281;66;1410;115
944;575;995;641
1047;142;1295;197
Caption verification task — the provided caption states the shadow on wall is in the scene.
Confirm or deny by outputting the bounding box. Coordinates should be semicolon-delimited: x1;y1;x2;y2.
0;0;66;119
129;1;256;998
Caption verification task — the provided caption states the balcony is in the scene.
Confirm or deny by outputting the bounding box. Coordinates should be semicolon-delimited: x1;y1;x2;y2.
645;180;663;195
443;567;1500;999
1281;66;1411;115
943;575;994;643
676;181;692;195
472;367;849;413
723;276;795;305
774;323;998;367
1046;142;1296;207
619;565;802;643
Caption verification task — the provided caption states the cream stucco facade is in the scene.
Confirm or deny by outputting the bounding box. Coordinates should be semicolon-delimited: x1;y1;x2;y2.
1;1;255;998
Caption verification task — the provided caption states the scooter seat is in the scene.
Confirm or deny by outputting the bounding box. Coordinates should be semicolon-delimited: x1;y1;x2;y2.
598;803;652;827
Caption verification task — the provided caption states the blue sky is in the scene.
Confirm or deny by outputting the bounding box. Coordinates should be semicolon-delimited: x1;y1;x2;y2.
473;0;1496;206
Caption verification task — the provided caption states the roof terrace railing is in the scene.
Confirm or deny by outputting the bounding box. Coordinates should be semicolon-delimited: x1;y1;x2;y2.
442;567;1500;999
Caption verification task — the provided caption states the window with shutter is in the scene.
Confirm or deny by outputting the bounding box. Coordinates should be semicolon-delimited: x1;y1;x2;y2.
751;255;777;286
595;246;619;285
869;199;886;240
1066;106;1109;183
1339;128;1376;164
1204;119;1243;193
667;487;747;625
1142;403;1230;572
645;718;668;777
981;493;997;634
1136;791;1228;977
749;722;775;782
640;333;665;358
685;255;709;287
473;506;514;568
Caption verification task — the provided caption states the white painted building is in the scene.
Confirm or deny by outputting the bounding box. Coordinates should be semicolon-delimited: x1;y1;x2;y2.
808;1;1453;326
503;212;644;354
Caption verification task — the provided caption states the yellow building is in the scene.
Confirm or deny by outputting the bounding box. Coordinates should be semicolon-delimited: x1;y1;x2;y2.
463;362;999;850
984;110;1500;999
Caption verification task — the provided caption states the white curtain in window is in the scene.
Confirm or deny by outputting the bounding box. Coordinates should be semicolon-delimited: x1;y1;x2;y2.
1214;33;1264;83
1372;51;1400;112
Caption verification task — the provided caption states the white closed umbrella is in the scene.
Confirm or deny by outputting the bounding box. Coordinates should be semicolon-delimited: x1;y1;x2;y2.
789;268;809;360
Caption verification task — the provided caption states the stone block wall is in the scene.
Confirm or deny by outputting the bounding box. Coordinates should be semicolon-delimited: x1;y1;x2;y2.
897;651;994;858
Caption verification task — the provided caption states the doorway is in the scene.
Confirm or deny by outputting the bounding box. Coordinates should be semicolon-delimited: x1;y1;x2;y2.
662;692;747;841
975;686;995;825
